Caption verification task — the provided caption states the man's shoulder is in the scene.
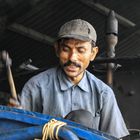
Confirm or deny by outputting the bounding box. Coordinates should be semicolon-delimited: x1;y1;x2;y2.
86;70;105;85
34;67;57;77
86;70;113;94
26;67;58;84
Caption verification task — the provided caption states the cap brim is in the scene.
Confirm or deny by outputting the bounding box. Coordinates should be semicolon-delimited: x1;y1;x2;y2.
56;34;91;42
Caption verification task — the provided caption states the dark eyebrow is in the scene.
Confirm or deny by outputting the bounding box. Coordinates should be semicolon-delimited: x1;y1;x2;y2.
76;46;86;48
61;43;70;48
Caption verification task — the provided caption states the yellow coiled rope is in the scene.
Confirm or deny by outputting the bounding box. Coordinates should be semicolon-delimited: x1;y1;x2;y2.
42;119;67;140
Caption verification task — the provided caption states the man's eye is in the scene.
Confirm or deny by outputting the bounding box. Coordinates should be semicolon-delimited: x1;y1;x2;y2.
62;46;70;52
78;48;86;53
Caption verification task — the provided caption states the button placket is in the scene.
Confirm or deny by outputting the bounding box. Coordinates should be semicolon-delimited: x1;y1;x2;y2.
71;86;78;110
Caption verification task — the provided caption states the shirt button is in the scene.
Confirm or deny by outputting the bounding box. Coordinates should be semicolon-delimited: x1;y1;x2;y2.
74;103;78;106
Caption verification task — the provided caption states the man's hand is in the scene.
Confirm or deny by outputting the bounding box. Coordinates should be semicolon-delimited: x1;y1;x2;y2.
8;98;22;109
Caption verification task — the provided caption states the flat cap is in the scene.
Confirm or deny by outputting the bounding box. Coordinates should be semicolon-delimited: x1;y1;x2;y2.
58;19;97;43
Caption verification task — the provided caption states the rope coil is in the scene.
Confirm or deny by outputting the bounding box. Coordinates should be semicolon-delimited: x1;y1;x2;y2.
42;119;67;140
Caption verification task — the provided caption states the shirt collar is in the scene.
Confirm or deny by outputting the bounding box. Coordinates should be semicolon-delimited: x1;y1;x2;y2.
57;67;74;91
77;70;90;92
57;67;90;92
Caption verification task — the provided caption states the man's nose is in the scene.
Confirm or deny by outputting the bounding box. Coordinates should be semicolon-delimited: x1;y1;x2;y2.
69;51;78;61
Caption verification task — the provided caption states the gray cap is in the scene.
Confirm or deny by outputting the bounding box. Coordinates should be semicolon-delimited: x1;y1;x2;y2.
58;19;97;43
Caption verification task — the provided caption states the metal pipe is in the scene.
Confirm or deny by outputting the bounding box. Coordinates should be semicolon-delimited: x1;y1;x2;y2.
105;10;118;88
7;23;55;45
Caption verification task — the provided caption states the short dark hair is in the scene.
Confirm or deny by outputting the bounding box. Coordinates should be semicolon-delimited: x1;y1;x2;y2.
57;38;96;48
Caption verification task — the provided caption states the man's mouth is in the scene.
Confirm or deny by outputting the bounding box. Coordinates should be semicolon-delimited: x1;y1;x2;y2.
65;65;79;72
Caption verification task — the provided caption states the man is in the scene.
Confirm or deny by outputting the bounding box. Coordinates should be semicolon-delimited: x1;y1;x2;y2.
11;19;129;138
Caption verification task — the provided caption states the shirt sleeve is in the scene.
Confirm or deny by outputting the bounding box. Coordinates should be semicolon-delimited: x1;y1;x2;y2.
20;79;43;113
99;88;129;138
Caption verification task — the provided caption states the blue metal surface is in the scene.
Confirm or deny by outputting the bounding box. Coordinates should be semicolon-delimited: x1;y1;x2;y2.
0;105;117;140
0;126;80;140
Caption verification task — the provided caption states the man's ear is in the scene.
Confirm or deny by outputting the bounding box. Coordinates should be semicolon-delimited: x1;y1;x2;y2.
54;42;60;57
90;46;98;61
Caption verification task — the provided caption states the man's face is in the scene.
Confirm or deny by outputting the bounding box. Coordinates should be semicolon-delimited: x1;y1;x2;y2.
55;39;98;83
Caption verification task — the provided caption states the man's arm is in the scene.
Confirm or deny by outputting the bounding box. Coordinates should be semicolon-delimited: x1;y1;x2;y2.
20;79;43;112
99;88;129;139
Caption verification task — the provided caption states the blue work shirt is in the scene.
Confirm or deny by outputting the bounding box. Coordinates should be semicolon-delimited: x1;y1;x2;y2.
21;66;129;138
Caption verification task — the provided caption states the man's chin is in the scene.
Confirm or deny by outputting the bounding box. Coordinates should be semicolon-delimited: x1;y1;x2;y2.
63;69;85;83
65;71;78;78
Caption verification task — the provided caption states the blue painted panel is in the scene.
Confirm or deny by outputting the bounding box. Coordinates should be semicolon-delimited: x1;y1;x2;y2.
0;105;117;140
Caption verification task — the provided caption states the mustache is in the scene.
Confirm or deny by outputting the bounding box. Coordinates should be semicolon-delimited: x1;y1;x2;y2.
63;60;81;68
